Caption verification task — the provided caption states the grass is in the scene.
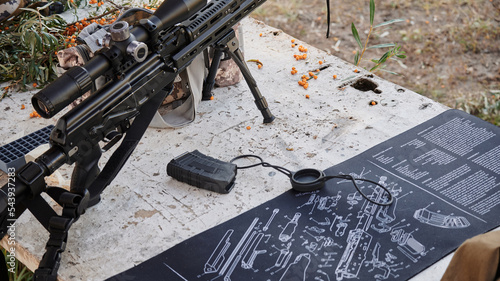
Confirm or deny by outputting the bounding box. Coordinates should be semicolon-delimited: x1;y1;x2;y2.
1;249;33;281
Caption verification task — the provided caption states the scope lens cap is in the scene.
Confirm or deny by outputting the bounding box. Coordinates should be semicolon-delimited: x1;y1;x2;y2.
290;168;326;192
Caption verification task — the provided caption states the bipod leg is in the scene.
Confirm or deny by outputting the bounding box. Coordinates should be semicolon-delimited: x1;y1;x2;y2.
220;31;275;123
202;46;225;100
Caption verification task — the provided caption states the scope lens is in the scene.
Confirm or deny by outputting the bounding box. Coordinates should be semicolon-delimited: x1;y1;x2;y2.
36;99;50;116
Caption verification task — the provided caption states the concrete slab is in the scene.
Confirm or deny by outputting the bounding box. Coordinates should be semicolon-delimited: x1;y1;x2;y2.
0;17;461;280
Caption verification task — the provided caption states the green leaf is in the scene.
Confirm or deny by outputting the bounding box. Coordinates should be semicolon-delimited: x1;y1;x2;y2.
378;51;390;64
370;0;375;26
351;23;363;49
379;68;400;75
396;54;407;59
34;33;42;54
367;43;396;49
374;18;405;28
354;50;360;65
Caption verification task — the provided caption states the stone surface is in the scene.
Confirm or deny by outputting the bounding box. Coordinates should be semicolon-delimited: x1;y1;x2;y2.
0;17;454;280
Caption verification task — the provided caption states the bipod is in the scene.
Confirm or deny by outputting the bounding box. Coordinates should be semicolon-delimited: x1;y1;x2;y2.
202;29;275;124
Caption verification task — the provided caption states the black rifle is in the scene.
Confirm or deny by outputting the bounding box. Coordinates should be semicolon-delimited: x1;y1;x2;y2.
0;0;274;279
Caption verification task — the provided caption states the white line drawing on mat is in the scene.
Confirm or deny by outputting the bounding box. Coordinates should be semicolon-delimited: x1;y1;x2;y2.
241;233;267;271
279;253;311;281
310;217;331;226
317;192;342;213
364;243;403;280
204;229;234;274
305;225;326;235
331;214;351;236
346;192;363;209
164;263;188;281
413;203;470;229
335;228;373;280
210;218;259;280
335;175;392;280
266;242;293;274
319;251;338;268
368;245;403;280
315;269;332;281
390;229;428;263
297;194;317;211
263;209;279;231
279;213;301;242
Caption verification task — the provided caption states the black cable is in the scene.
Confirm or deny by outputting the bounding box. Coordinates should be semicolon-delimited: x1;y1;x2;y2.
230;154;393;206
326;0;331;38
230;154;293;177
322;175;393;206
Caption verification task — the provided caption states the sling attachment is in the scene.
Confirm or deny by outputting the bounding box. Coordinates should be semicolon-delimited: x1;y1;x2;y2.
34;190;90;281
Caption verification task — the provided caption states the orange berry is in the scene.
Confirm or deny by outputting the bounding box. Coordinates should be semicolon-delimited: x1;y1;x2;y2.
303;84;309;89
305;94;310;99
354;69;359;73
308;72;314;77
246;126;251;130
33;82;37;87
319;61;323;65
259;33;262;37
210;96;214;100
333;75;337;79
21;104;25;110
291;39;295;43
291;44;295;48
258;64;262;69
313;75;318;79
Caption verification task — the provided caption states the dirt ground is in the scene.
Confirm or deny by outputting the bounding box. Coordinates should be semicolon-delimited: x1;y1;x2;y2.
251;0;500;108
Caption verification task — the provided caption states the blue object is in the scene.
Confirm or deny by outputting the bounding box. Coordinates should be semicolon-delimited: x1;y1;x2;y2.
0;125;54;173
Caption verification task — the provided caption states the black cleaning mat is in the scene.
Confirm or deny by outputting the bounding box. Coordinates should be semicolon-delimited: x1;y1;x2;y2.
108;109;500;281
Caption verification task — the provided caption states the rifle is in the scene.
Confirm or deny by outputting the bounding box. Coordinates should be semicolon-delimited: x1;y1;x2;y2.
0;0;274;279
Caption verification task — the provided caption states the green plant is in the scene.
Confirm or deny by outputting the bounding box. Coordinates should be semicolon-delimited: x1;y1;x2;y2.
351;0;406;74
0;0;159;98
0;5;66;92
1;249;33;281
456;90;500;126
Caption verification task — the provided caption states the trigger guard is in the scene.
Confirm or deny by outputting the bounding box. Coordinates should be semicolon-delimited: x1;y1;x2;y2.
290;168;326;192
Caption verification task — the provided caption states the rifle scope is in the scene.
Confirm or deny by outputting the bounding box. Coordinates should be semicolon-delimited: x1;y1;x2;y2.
32;0;206;118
